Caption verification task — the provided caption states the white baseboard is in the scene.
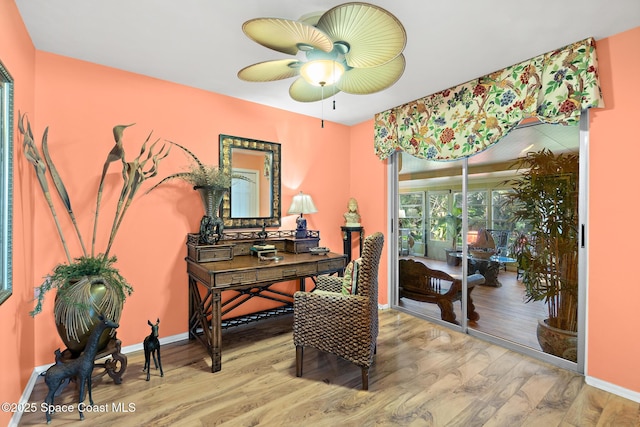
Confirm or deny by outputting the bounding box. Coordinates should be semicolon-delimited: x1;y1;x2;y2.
10;331;189;427
585;375;640;403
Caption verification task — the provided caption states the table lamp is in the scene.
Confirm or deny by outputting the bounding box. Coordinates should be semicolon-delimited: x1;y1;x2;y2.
287;191;318;238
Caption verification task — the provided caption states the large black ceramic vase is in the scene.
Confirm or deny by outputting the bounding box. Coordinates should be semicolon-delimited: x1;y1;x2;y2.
54;276;124;357
195;185;227;244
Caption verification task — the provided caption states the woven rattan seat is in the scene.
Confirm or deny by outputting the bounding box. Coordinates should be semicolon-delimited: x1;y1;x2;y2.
293;232;384;390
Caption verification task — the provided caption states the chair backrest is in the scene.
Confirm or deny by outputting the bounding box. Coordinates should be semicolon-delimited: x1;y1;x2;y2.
487;229;510;256
355;232;385;301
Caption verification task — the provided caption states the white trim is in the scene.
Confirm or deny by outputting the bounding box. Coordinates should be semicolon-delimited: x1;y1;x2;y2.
10;332;189;426
586;376;640;403
578;110;589;374
387;153;399;307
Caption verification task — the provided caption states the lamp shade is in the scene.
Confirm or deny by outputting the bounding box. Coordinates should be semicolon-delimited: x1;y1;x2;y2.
287;191;318;215
300;59;345;87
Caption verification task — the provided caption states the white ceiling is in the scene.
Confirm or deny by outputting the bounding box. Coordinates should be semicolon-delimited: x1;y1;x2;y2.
15;1;640;126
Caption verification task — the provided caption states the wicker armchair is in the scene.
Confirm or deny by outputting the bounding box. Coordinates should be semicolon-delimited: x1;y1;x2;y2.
293;232;384;390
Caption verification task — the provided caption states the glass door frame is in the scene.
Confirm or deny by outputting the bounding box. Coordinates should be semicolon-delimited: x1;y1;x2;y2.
389;113;589;373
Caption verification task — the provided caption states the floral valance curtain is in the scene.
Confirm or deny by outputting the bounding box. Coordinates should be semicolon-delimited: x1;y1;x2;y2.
374;37;604;161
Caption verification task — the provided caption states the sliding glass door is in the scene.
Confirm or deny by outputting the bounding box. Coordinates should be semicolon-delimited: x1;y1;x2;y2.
394;120;584;370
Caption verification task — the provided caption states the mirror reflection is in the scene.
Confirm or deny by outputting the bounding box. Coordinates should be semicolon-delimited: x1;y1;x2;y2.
219;135;281;229
230;148;272;218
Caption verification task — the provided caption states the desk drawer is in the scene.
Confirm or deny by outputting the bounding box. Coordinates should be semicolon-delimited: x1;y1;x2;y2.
318;258;346;274
215;270;257;287
255;264;318;282
256;268;284;282
285;264;317;277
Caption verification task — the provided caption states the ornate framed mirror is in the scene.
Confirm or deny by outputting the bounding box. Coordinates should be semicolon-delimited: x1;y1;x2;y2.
0;59;14;306
219;134;281;229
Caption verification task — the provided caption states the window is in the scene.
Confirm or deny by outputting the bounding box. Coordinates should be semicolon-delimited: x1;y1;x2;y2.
0;59;13;306
399;192;425;255
428;192;449;242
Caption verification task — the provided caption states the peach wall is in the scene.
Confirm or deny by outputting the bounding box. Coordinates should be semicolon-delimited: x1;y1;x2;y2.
349;121;389;303
26;51;352;367
588;26;640;392
0;0;36;424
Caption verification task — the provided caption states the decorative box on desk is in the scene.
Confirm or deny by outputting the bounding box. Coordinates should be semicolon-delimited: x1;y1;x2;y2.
186;234;234;263
285;237;319;254
250;244;277;258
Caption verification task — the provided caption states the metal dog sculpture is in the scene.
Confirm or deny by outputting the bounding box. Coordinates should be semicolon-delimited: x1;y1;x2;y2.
43;315;119;423
143;318;163;381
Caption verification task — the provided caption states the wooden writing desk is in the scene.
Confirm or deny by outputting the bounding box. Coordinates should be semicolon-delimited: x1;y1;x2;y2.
186;251;347;372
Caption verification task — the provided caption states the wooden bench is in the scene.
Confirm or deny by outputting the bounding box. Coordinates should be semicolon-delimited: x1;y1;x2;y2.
399;259;484;324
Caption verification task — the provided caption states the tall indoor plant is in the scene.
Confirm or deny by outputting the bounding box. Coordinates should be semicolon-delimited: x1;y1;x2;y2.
19;113;170;355
504;148;579;361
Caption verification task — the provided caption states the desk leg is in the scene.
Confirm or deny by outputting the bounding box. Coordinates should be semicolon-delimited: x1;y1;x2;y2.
188;275;223;373
211;290;222;373
188;276;199;340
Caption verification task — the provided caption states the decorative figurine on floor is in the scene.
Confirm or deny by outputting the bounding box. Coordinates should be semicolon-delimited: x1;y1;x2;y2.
143;318;163;381
343;197;361;227
43;315;119;424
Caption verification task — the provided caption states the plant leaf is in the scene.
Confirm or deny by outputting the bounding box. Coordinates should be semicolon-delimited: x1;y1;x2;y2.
42;128;71;212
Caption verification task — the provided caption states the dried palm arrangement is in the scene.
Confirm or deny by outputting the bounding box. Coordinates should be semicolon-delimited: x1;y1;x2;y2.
19;113;170;347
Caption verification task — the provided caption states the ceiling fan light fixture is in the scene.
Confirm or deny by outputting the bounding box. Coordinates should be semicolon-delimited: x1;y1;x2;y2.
300;59;345;86
239;3;406;103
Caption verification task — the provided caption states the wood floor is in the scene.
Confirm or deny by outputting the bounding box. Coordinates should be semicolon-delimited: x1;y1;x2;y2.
398;256;547;350
19;310;640;426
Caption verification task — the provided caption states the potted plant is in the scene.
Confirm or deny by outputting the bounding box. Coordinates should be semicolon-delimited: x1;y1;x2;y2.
503;148;579;362
147;142;250;244
432;207;463;265
19;114;170;356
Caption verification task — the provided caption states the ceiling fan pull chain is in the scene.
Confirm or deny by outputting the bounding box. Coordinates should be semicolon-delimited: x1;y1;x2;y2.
332;61;337;111
321;84;325;128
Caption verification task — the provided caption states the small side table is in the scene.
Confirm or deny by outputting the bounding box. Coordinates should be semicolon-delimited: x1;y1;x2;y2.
341;226;364;263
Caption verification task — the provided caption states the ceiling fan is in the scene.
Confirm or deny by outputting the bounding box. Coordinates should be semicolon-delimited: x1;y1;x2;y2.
237;2;407;103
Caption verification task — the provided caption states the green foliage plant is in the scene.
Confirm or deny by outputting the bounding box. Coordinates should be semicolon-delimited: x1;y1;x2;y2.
503;148;579;332
431;207;463;250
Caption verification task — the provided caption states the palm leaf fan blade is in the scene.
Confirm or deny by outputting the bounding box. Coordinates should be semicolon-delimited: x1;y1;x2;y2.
238;59;302;82
242;18;333;55
338;54;405;94
316;3;406;68
289;77;340;102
